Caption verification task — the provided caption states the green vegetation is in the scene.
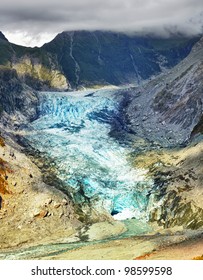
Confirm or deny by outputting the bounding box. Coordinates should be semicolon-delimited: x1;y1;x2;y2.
13;44;52;68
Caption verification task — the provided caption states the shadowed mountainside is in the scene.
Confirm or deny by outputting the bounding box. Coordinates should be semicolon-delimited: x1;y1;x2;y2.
0;30;199;90
0;66;39;128
43;31;199;88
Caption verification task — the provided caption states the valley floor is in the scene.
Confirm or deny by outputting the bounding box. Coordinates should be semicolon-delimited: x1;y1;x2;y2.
39;234;203;260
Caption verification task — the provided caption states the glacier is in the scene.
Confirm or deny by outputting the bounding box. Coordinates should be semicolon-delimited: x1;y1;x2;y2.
24;88;153;220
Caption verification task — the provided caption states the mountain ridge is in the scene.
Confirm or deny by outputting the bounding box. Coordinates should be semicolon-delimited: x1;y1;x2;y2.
0;31;8;42
0;30;200;90
43;30;199;88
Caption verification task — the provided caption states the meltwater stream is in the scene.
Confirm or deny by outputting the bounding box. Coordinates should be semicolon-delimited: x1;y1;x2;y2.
25;88;153;220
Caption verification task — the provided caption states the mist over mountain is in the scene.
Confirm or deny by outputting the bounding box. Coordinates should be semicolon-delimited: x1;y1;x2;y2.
1;0;203;47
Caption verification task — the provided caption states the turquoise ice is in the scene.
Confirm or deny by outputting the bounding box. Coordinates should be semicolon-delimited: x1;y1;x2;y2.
25;88;153;220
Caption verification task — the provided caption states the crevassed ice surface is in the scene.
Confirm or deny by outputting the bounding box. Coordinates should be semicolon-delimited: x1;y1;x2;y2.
25;89;153;220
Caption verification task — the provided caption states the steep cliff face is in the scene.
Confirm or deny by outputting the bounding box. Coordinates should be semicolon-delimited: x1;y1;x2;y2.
0;67;39;127
152;36;203;133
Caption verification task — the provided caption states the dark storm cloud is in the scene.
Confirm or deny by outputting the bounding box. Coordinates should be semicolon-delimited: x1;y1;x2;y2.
1;0;203;46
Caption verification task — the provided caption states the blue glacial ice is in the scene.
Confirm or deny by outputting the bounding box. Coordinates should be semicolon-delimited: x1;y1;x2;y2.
24;89;153;220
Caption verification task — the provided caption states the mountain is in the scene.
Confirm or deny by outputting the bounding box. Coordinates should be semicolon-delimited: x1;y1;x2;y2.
0;32;8;42
125;36;203;230
0;30;199;90
0;33;68;91
43;30;199;88
125;36;203;147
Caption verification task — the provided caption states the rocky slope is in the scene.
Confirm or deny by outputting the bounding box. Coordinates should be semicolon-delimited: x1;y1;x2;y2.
131;142;203;231
125;36;203;232
149;142;203;230
126;36;203;147
0;66;39;129
0;135;82;249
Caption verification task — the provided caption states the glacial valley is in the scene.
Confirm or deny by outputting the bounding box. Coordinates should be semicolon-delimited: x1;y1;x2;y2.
0;31;203;260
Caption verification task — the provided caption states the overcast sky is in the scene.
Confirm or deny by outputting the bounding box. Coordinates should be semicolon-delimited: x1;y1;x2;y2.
1;0;203;47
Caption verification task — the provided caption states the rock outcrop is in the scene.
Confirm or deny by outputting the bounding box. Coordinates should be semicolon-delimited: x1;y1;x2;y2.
0;67;39;128
126;36;203;147
147;141;203;230
0;135;82;249
12;56;69;91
